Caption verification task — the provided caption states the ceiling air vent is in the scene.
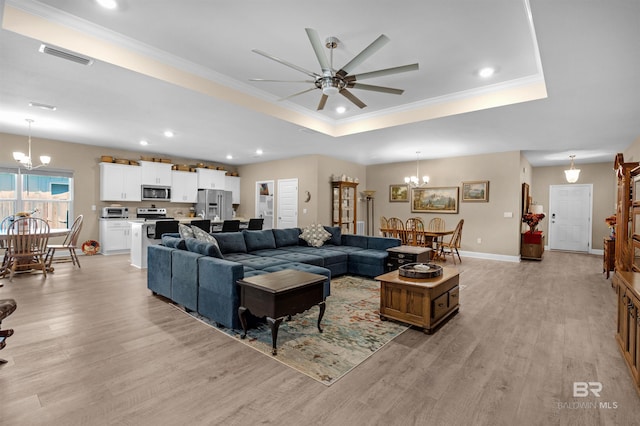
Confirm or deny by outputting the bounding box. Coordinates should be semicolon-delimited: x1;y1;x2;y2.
38;44;94;66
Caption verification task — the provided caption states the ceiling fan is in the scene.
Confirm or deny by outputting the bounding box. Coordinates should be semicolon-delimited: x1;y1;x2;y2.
250;28;419;111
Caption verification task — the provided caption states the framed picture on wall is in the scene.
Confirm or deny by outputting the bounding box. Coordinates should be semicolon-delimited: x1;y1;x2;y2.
462;181;489;202
411;187;459;213
522;182;530;214
389;184;409;202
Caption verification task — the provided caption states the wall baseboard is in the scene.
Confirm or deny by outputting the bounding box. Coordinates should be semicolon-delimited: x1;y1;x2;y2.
457;250;520;263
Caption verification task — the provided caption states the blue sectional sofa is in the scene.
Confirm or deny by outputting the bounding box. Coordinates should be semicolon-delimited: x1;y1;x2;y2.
147;226;400;329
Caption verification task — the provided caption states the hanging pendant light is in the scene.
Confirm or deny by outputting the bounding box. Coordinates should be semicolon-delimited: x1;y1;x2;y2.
564;155;580;183
404;151;429;187
12;119;50;170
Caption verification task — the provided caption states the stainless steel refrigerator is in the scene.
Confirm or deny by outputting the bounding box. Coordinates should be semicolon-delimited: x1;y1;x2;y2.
196;189;233;221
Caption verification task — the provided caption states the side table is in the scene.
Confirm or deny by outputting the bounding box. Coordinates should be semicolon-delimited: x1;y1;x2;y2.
236;269;326;355
521;231;544;260
376;267;460;334
386;245;432;271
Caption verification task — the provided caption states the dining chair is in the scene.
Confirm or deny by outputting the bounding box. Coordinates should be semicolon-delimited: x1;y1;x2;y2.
247;218;264;230
221;220;241;232
386;217;406;244
438;219;464;264
45;214;84;270
190;219;211;232
428;217;446;251
405;217;425;246
379;216;388;236
0;216;11;274
5;217;50;281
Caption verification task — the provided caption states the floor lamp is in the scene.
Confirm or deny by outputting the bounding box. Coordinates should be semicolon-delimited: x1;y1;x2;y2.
363;190;376;236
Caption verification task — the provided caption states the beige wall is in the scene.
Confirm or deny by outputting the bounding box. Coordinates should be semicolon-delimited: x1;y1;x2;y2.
623;136;640;163
237;155;366;229
367;151;523;256
530;162;616;250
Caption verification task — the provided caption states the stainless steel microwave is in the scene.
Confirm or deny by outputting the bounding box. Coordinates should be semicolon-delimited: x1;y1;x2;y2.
142;185;171;201
101;206;129;218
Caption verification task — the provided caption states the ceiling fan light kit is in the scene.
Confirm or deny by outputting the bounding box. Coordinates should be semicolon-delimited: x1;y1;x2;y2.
251;28;419;111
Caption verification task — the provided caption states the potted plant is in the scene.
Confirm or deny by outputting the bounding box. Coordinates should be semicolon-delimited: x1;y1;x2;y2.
522;212;545;234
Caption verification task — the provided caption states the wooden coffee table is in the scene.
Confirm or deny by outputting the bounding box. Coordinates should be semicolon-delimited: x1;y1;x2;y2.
237;269;326;355
376;267;460;334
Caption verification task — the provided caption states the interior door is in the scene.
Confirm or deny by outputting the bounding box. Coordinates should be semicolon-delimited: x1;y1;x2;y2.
255;180;274;230
277;178;298;229
548;184;592;252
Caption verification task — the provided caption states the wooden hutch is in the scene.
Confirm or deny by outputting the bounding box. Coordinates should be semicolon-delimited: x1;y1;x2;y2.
612;153;640;396
331;180;358;234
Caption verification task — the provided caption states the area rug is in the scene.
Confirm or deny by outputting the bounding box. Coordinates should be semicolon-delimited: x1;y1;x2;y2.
175;275;410;386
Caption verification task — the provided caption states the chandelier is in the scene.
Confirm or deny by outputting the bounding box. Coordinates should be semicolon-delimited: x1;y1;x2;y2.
13;119;50;170
404;151;429;187
564;155;580;183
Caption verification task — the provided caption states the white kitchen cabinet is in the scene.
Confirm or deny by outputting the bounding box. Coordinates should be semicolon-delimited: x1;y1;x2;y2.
196;168;226;189
100;163;142;201
171;170;198;203
99;219;136;255
140;160;173;186
224;175;241;204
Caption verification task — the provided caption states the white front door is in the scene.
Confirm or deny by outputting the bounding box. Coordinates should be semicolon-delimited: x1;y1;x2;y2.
277;178;298;229
548;184;592;252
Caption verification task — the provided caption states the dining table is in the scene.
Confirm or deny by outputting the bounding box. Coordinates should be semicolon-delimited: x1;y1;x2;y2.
380;227;454;260
0;228;70;241
0;228;70;275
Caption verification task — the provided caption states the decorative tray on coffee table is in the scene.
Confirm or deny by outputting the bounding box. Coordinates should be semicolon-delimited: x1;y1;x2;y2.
398;263;443;279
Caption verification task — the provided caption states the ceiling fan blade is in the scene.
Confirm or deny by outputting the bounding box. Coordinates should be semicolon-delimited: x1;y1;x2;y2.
278;87;317;101
339;89;367;109
348;82;404;95
305;28;331;74
252;49;320;79
250;79;315;83
336;34;390;78
317;94;328;110
346;63;419;82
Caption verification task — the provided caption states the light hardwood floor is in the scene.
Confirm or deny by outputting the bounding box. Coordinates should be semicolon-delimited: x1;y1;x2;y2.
0;251;638;425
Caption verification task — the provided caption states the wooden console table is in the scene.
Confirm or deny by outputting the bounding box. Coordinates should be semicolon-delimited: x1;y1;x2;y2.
375;267;459;334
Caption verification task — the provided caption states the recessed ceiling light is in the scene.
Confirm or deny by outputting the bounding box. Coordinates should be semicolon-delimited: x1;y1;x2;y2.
256;149;263;156
478;67;495;78
163;130;174;138
226;154;233;160
139;140;148;146
336;106;346;114
29;102;57;111
96;0;118;10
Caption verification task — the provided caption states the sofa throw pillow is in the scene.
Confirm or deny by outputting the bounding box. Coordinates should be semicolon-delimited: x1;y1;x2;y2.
185;237;223;259
300;223;332;248
161;235;187;250
191;225;223;254
179;223;194;239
